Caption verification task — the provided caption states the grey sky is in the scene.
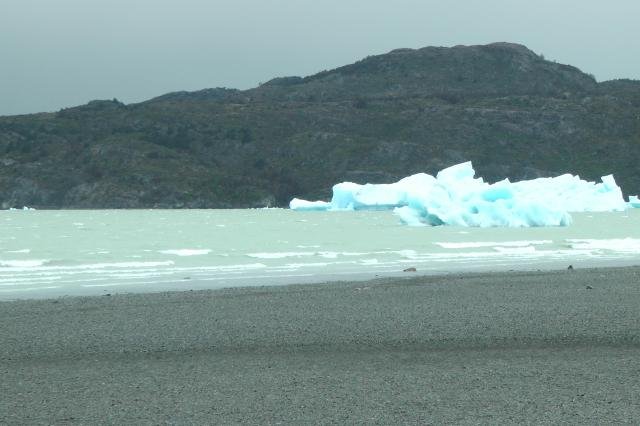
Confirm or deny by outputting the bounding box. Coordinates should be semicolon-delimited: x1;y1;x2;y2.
1;0;639;116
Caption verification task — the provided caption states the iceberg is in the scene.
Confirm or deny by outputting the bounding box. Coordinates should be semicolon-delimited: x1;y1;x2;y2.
289;198;331;211
289;161;629;227
629;195;640;208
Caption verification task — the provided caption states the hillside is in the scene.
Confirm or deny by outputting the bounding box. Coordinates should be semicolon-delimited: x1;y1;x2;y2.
1;42;639;208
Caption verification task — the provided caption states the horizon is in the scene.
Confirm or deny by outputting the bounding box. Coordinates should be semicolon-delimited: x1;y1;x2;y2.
2;0;640;116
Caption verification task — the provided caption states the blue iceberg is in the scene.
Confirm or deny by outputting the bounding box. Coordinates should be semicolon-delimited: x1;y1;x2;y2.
289;162;629;227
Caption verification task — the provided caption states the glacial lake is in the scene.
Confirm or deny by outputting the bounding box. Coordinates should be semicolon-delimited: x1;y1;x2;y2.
1;208;639;300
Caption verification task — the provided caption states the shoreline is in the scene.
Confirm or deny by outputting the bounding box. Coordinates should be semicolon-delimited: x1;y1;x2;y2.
3;265;640;423
3;257;640;302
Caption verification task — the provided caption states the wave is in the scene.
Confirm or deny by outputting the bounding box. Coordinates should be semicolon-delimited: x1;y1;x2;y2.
0;259;50;268
159;249;212;256
566;238;640;252
435;240;553;249
0;260;175;272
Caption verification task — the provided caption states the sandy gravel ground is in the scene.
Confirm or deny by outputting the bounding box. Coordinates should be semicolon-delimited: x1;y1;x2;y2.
2;266;640;424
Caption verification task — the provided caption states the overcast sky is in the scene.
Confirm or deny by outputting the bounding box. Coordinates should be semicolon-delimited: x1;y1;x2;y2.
1;0;639;116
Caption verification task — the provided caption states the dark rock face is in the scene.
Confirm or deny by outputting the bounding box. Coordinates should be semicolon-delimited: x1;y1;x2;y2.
0;42;639;208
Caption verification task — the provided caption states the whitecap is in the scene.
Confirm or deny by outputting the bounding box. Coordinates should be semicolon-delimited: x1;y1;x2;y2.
282;262;330;268
566;238;640;253
247;252;315;259
159;249;212;256
435;240;552;249
0;259;49;268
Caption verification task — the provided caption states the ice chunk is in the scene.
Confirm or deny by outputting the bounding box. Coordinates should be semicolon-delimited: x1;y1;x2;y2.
8;206;36;211
332;179;411;210
289;198;330;211
289;161;629;227
629;195;640;208
436;161;477;184
508;174;627;212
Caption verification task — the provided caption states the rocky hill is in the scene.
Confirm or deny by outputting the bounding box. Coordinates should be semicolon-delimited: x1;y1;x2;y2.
1;42;639;208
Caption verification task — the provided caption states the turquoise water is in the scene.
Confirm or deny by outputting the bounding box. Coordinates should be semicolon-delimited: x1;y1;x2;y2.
1;209;639;300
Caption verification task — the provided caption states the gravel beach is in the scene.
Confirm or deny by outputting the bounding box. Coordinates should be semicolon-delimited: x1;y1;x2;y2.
2;266;640;424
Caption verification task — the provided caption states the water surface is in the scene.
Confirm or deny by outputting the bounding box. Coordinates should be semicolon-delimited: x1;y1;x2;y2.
1;209;639;299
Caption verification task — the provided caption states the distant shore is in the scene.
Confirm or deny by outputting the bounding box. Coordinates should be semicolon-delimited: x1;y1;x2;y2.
2;265;640;424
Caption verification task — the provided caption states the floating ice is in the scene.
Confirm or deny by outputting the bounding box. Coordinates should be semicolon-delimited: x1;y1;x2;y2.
630;195;640;208
8;206;36;211
290;161;628;227
289;199;331;211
